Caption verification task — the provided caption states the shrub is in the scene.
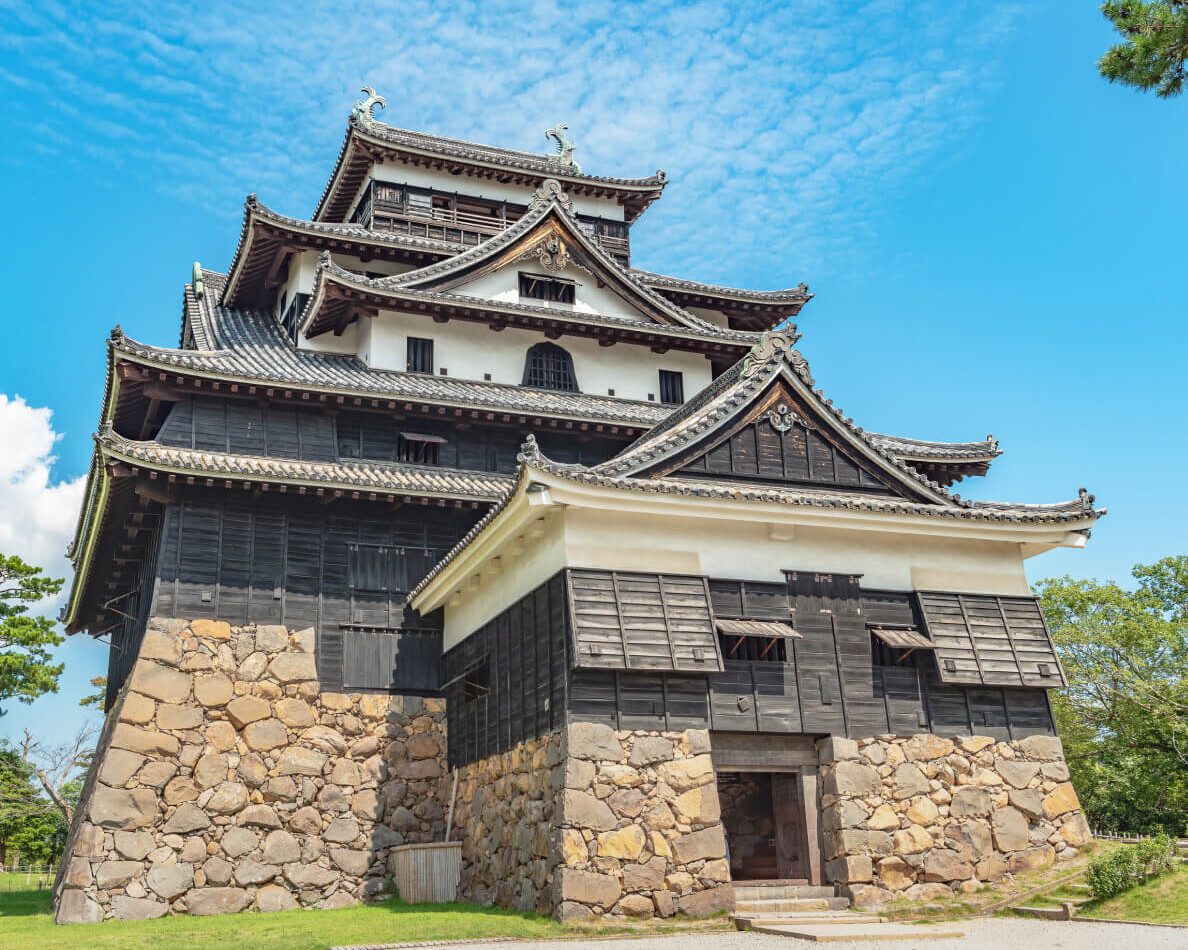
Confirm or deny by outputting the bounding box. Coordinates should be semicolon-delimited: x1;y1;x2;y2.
1086;833;1177;900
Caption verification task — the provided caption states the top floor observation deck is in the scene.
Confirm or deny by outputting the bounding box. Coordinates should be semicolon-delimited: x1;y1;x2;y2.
348;180;631;265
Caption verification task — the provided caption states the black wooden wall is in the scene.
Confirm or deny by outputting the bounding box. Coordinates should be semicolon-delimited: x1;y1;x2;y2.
155;396;626;473
440;573;569;769
104;518;163;706
150;490;480;692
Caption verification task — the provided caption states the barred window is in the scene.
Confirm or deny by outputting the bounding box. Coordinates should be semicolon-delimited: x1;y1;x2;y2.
519;272;575;304
522;342;578;392
280;293;309;345
659;370;685;405
406;337;434;374
397;431;446;465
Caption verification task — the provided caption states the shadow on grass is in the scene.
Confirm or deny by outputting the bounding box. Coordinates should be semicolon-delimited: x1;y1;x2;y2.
0;882;54;918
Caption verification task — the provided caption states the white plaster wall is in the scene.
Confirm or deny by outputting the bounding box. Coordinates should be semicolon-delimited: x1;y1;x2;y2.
458;263;651;321
560;508;1031;595
360;165;627;221
442;514;567;650
360;308;712;402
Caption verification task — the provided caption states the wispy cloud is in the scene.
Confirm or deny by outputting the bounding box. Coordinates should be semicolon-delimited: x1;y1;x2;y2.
0;0;1021;285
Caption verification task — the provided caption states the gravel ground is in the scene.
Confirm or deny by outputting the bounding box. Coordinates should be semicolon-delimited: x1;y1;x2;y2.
485;917;1188;950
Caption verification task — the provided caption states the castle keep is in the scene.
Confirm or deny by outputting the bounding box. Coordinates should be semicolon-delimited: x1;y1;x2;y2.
53;96;1101;924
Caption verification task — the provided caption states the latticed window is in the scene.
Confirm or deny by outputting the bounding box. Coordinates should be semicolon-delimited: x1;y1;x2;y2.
659;370;685;405
522;342;578;391
519;272;575;304
406;337;434;374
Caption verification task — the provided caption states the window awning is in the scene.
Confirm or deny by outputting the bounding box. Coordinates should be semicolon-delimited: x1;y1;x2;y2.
399;432;448;444
715;618;802;639
869;626;934;650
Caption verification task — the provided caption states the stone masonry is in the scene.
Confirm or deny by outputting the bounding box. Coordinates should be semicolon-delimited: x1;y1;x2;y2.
54;618;450;924
450;723;730;921
817;733;1092;908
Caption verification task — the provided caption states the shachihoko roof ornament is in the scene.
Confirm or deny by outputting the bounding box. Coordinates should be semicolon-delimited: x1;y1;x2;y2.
351;87;387;130
191;262;204;299
545;123;581;174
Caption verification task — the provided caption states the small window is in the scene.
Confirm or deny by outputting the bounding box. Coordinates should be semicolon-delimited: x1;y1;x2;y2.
280;293;309;345
519;272;575;304
718;633;788;663
523;342;578;392
407;337;434;374
397;431;446;465
659;370;684;405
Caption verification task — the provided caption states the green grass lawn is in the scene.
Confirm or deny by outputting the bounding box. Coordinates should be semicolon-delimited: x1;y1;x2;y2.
1082;861;1188;925
0;874;567;949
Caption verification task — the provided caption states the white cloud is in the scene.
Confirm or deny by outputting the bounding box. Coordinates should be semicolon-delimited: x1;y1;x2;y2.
0;394;86;601
0;0;1022;288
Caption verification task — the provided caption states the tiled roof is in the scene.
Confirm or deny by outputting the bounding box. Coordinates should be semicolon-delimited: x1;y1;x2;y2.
315;118;668;222
629;268;812;306
99;429;512;501
866;432;1001;463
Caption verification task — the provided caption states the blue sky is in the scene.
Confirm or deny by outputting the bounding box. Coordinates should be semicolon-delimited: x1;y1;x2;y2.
1;0;1185;744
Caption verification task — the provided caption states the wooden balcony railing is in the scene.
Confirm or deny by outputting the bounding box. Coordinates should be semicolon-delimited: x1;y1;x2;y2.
353;183;630;264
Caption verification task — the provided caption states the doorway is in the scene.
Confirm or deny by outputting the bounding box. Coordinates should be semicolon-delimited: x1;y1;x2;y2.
717;771;809;882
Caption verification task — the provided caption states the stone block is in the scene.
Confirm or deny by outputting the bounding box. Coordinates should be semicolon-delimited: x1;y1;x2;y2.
234;858;278;885
268;653;318;683
923;849;974;883
186;887;253;916
950;786;992;818
658;755;714;792
623;856;666;890
555;867;621;909
56;889;103;924
63;856;92;887
254;625;289;652
1059;813;1093;847
162;802;211;834
95;860;143;888
996;759;1040;789
1008;845;1056;873
191;619;232;640
1009;788;1045;819
195;752;230;789
678;884;733;917
824;760;881;797
274;697;316;728
562;789;617;831
567;721;624;761
283;863;340;887
120;691;157;724
89;784;159;829
156;703;203;731
877;856;915;890
944;821;992;862
671;786;720;825
905;797;939;826
892;825;933;854
114;830;155;860
146;862;194;899
628;736;674;766
892;763;930;799
239;804;282;828
1017;735;1064;761
1042;783;1080;819
671;826;726;864
826;854;873;883
194;672;234;707
330;847;371;875
243;718;288;751
255;884;298;913
207;782;249;815
617;894;655;917
291;627;316;653
275;746;327;776
220;826;259;858
163;776;200;805
226;695;272;729
867;804;900;830
325;817;360;843
653;890;677;917
138;761;178;789
596;824;646;860
203;856;234;885
817;736;859;763
301;725;349;755
111;723;181;756
74;822;105;858
111;896;169;920
903;734;954;761
129;663;192;704
99;748;146;787
991;806;1029;851
830;829;892;858
976;854;1007;882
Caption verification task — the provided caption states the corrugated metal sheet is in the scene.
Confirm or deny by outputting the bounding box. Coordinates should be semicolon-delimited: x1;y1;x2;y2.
389;842;462;903
869;626;934;649
715;618;802;639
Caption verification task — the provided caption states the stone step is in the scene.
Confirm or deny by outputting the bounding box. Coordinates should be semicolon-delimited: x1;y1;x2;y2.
1012;904;1074;920
733;884;837;901
734;912;887;930
751;922;966;942
736;897;852;913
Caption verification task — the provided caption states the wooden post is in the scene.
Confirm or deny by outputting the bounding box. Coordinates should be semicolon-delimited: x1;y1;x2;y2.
798;767;823;886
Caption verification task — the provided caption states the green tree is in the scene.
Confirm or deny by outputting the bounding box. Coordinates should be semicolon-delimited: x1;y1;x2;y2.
0;553;65;714
1099;2;1188;98
79;676;107;709
1036;555;1188;833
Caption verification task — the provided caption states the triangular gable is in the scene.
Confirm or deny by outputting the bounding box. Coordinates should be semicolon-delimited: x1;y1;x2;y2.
593;330;958;506
376;181;735;336
663;376;897;493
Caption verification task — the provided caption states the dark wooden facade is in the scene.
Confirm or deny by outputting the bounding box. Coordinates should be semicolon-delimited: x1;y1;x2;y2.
439;568;1058;770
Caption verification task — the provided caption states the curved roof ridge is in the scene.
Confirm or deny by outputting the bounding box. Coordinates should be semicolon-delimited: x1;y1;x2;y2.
630;267;812;304
866;432;1002;462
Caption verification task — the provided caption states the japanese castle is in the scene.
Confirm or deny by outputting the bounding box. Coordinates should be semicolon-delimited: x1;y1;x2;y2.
53;92;1102;924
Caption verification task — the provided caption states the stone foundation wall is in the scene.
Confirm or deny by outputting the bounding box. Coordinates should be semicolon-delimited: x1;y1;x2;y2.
817;733;1092;908
55;618;449;924
552;723;730;921
451;731;562;913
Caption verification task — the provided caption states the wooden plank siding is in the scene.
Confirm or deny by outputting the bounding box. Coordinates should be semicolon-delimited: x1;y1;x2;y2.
567;569;722;673
155;396;627;474
151;490;478;692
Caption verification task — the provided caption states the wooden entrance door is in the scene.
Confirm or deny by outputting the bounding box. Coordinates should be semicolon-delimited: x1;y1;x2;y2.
771;773;806;880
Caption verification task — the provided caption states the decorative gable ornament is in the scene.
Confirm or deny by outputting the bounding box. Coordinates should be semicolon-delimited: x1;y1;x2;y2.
767;403;812;434
740;327;805;380
351;87;387;130
545;123;581;173
530;178;575;215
